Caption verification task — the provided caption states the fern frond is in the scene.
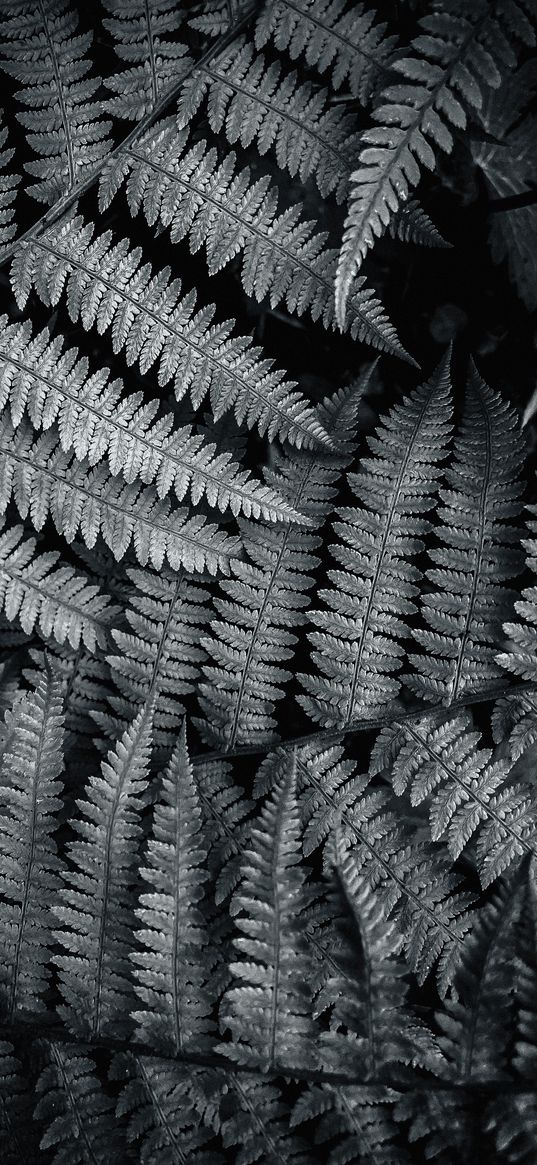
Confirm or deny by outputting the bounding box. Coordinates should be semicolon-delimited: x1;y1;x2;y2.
335;0;536;323
0;669;64;1020
176;36;361;203
197;375;367;751
299;356;452;728
25;642;113;753
0;118;19;247
0;0;112;205
0;1040;42;1164
292;1083;408;1165
268;737;474;994
492;689;537;763
436;877;524;1081
98;121;409;360
113;1053;222;1165
0;415;245;575
11;219;330;451
408;366;525;704
255;0;396;103
34;1041;127;1163
95;564;210;751
220;1074;314;1165
0;313;306;521
194;758;253;904
220;760;317;1072
53;702;153;1040
472;60;537;312
391;197;451;249
132;725;216;1055
498;516;537;681
372;710;537;886
103;0;191;122
0;521;118;652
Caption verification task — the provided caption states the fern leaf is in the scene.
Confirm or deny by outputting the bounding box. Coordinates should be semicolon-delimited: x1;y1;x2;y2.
34;1041;127;1164
0;415;246;575
299;356;452;728
472;60;537;312
53;702;153;1040
11;220;330;451
98;120;410;360
498;513;537;681
95;564;210;752
373;710;537;886
25;642;113;754
220;1074;315;1165
0;118;19;247
293;1083;408;1165
194;757;253;904
391;197;451;249
335;0;536;323
0;668;64;1019
408;366;525;704
176;36;361;204
113;1053;223;1165
0;313;306;521
197;375;368;751
103;0;191;122
255;0;396;103
220;759;317;1072
492;689;537;763
268;737;474;994
0;0;112;205
132;725;216;1055
0;521;118;652
0;1041;42;1165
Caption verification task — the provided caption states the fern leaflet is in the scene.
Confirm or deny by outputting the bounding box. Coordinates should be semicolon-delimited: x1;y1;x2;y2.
103;0;191;122
34;1041;127;1164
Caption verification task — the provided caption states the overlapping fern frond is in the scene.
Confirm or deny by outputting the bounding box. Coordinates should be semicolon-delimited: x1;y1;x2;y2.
11;218;330;450
0;0;112;205
0;118;19;248
299;356;452;728
408;367;525;704
197;375;367;750
98;120;409;358
335;0;536;324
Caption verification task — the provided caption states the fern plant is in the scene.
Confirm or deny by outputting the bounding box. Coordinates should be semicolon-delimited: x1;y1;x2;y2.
0;2;536;1163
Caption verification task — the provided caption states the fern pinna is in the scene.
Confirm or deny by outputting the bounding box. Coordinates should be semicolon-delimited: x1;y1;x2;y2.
0;1;536;1163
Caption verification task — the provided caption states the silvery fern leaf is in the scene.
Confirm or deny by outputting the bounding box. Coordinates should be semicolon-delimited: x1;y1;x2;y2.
0;415;245;575
95;564;210;752
103;0;191;122
0;118;19;247
0;0;112;205
299;356;452;728
0;312;309;517
197;375;367;751
498;512;537;682
255;0;396;104
472;60;537;312
219;760;318;1072
25;643;113;753
408;367;525;704
34;1042;127;1164
0;1040;42;1164
0;668;64;1020
113;1054;223;1165
10;219;330;450
335;0;536;324
132;725;217;1055
53;702;154;1040
176;36;361;204
258;739;474;995
0;521;118;652
98;120;410;360
218;1074;314;1165
372;710;537;886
